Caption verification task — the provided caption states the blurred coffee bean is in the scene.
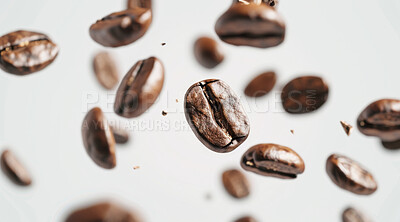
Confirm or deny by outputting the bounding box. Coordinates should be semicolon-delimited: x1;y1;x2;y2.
241;143;305;179
0;30;59;75
193;36;224;69
234;216;258;222
222;169;250;199
342;207;371;222
110;125;130;144
1;150;32;186
244;71;276;97
127;0;152;10
232;0;278;7
93;52;119;90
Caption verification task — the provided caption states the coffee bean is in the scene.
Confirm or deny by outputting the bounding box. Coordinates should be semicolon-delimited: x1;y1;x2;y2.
114;57;164;118
281;76;329;114
82;107;116;169
357;99;400;149
326;154;377;195
127;0;152;10
1;150;32;186
342;207;371;222
244;71;276;97
234;216;258;222
340;121;353;136
184;79;250;153
110;125;130;144
193;36;224;69
215;2;285;48
233;0;278;7
263;0;279;7
222;169;250;199
241;143;305;179
0;30;59;75
93;52;119;90
89;8;152;47
65;201;142;222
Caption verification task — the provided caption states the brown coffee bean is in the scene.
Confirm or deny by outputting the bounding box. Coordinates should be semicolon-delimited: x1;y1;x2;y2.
340;121;353;136
65;201;142;222
184;79;250;153
281;76;329;114
233;0;278;7
93;52;119;90
110;125;130;144
326;154;377;195
342;207;372;222
1;150;32;186
89;8;152;47
114;57;164;118
82;107;116;169
244;71;276;97
127;0;152;10
222;169;250;199
357;99;400;149
234;216;258;222
0;30;59;75
215;2;285;48
193;36;224;69
241;143;305;179
263;0;279;7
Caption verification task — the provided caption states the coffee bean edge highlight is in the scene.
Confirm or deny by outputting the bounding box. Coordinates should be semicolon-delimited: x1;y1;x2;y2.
222;169;250;199
1;149;32;186
193;36;224;69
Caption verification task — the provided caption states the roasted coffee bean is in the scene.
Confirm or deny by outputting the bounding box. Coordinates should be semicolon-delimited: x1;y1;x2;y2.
326;154;377;195
65;201;142;222
233;0;278;7
215;2;285;48
234;216;258;222
82;107;116;169
0;30;59;75
93;52;119;90
1;150;32;186
114;57;164;118
342;207;371;222
357;99;400;149
184;79;250;153
89;8;152;47
110;125;130;144
128;0;152;10
241;143;305;179
222;169;250;199
193;36;224;69
244;71;276;97
281;76;329;114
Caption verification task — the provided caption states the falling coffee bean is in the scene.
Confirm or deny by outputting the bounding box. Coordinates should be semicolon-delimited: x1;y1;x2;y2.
340;121;353;136
0;30;59;75
65;201;142;222
193;36;224;69
110;125;130;144
184;79;250;153
234;216;258;222
357;99;400;149
215;1;285;48
114;57;165;118
342;207;371;222
162;111;167;116
281;76;329;114
127;0;152;10
326;154;377;195
222;169;250;199
1;150;32;186
241;143;305;179
82;107;116;169
244;71;276;97
93;51;119;90
89;8;152;47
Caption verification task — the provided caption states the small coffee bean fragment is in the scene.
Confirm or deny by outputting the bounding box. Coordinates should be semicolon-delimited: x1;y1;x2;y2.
281;76;329;114
184;79;250;153
222;169;250;199
65;201;142;222
194;36;224;69
82;107;116;169
326;154;377;195
162;111;167;116
110;125;130;144
340;121;353;136
0;30;59;75
89;8;152;47
93;52;119;89
244;71;276;97
133;166;140;170
1;150;32;186
357;99;400;149
241;143;305;179
161;42;166;46
290;129;294;134
114;57;165;118
127;0;152;10
342;207;371;222
234;216;258;222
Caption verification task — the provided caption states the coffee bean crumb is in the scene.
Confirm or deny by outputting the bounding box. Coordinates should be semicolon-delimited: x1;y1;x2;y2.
161;43;166;46
340;121;353;136
133;166;140;170
162;111;168;116
176;99;179;103
290;130;294;134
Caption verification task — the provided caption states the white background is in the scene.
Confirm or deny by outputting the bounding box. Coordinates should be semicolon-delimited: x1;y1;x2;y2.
0;0;400;221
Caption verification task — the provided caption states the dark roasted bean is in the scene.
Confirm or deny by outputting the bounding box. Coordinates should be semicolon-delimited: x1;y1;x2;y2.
0;30;59;75
281;76;329;114
93;51;119;90
114;57;164;118
241;143;305;179
127;0;152;10
234;216;258;222
82;107;116;169
193;36;224;69
89;8;152;47
65;201;142;222
1;150;32;186
244;71;276;97
357;99;400;149
342;207;371;222
326;154;377;195
110;125;130;144
215;2;285;48
222;169;250;199
184;79;250;153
